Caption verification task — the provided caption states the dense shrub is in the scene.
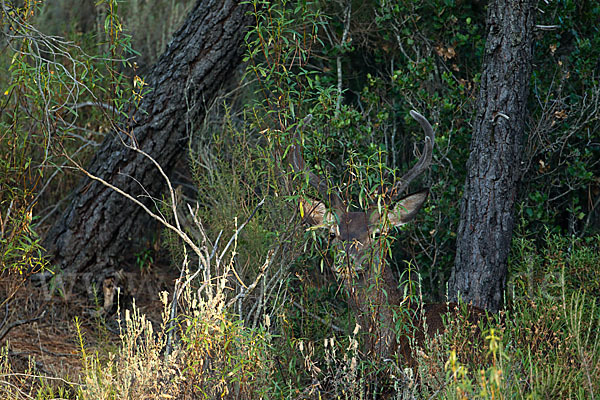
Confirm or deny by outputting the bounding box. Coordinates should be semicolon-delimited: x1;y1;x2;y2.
1;0;599;398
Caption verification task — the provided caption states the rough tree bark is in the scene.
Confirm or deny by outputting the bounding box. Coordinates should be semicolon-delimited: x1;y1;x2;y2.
448;0;537;311
43;0;253;276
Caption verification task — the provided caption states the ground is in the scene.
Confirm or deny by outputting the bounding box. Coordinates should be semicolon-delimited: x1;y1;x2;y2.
1;254;179;391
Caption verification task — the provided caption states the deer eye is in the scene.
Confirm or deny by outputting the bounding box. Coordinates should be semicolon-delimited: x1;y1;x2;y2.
372;230;381;240
329;230;337;240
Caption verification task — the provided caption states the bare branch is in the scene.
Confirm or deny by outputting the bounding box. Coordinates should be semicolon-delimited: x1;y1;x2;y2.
64;152;206;264
0;310;46;342
293;301;343;333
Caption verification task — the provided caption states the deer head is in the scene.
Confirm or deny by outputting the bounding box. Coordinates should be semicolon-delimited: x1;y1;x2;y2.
289;110;435;360
290;110;434;281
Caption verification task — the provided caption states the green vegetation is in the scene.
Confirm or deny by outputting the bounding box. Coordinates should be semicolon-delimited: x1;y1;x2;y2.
1;0;599;398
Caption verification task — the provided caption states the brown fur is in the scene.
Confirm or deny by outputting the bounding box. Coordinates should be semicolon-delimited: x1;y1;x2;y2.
290;111;492;368
397;302;487;367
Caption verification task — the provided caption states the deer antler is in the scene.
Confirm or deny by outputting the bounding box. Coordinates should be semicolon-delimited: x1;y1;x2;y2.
385;110;435;203
290;111;433;208
288;116;344;209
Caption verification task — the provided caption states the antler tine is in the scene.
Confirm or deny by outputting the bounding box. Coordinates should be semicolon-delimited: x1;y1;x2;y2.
388;110;435;201
288;117;344;209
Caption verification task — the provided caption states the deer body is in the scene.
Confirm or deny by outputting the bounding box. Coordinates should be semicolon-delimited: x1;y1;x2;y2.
291;111;484;364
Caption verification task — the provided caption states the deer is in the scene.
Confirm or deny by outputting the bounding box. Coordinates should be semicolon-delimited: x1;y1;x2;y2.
289;110;486;366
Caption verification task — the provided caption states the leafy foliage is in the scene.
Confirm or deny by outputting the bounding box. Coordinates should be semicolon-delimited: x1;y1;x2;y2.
1;0;599;398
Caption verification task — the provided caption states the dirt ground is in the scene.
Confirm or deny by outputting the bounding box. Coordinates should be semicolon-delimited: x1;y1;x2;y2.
0;259;179;389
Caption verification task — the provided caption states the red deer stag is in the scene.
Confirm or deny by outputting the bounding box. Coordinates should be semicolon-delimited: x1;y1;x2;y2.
290;110;484;365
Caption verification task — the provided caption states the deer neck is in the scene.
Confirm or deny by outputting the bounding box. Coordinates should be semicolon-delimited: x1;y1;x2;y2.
343;258;403;359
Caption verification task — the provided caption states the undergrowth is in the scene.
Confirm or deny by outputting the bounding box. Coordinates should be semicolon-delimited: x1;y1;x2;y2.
1;1;599;399
2;233;597;399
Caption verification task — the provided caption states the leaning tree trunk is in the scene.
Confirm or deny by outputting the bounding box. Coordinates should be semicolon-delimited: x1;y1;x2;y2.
43;0;253;276
448;0;537;311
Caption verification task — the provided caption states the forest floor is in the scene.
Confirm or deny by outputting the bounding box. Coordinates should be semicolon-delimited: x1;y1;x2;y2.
1;257;178;385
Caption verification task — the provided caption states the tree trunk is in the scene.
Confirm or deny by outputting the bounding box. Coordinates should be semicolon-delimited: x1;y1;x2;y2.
449;0;537;311
43;0;253;276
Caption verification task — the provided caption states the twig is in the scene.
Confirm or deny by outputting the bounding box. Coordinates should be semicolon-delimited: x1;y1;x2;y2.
63;152;206;263
293;301;343;333
225;249;273;309
218;198;265;261
38;347;79;358
0;378;34;400
165;199;265;358
180;197;264;299
535;24;560;30
185;203;209;246
209;230;223;261
123;144;186;245
0;310;46;342
0;303;8;333
0;372;81;387
335;2;352;114
62;143;216;361
70;101;117;113
165;253;188;359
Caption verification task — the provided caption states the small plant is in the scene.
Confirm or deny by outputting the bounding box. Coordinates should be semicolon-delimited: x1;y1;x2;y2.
135;249;154;272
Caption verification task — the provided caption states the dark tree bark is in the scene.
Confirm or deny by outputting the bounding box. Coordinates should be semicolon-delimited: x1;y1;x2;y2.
43;0;253;275
448;0;537;311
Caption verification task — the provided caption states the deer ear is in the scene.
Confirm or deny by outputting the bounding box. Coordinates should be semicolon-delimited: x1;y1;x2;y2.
388;189;429;227
301;199;333;227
